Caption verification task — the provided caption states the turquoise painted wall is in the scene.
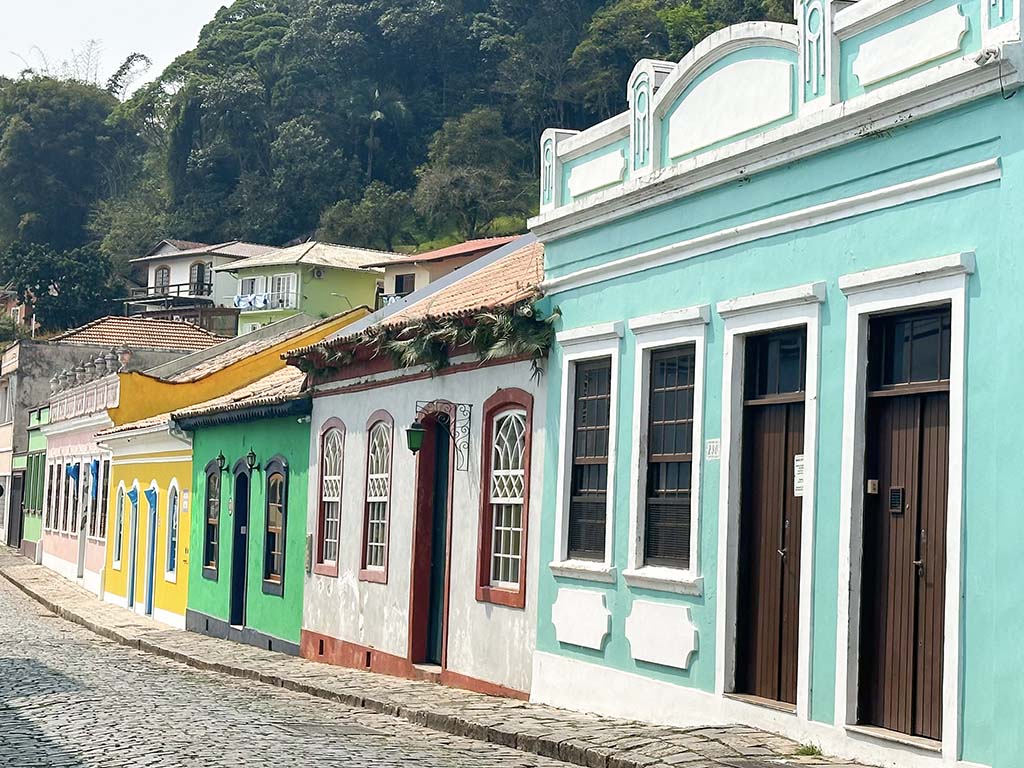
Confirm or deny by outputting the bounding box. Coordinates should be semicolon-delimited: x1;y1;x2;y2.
187;416;310;645
537;92;1024;767
561;138;631;206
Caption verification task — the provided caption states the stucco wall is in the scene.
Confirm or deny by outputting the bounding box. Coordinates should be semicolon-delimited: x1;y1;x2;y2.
304;359;545;693
534;92;1024;767
187;416;310;645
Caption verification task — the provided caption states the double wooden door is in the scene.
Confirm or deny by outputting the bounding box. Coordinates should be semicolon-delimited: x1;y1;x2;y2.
736;328;806;706
858;306;951;741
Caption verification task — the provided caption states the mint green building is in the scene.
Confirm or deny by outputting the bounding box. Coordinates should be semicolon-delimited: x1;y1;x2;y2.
173;368;312;654
216;241;395;334
18;405;48;560
529;2;1024;767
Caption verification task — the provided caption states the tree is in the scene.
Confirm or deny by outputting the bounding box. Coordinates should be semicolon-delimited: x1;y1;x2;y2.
0;77;136;251
319;182;413;251
0;242;118;331
413;108;528;239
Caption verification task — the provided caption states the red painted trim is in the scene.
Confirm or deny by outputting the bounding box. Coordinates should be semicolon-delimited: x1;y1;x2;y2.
475;388;533;610
359;411;393;584
311;354;533;398
313;417;345;578
299;630;527;699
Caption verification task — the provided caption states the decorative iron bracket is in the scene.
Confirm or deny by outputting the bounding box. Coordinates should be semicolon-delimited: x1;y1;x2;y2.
415;400;473;471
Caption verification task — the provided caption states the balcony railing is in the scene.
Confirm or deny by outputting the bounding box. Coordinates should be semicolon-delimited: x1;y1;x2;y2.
130;282;213;299
375;293;411;310
233;291;299;311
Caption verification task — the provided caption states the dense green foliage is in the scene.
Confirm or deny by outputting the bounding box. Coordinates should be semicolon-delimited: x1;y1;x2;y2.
0;0;791;329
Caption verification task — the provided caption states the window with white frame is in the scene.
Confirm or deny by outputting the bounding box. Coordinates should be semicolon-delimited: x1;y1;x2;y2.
270;273;297;308
166;484;179;576
113;486;125;566
98;459;110;540
10;306;20;325
567;358;612;561
642;344;696;569
317;426;345;569
363;420;392;571
239;275;266;296
489;410;527;587
154;266;171;291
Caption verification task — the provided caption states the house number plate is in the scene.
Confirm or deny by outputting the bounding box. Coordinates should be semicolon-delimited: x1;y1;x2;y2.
705;439;721;461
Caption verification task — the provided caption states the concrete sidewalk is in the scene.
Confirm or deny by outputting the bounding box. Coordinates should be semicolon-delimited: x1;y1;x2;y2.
0;548;863;768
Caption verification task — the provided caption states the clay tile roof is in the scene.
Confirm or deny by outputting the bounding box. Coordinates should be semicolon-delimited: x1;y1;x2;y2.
51;316;226;352
172;367;306;421
163;239;209;251
214;241;396;273
382;240;543;326
131;240;278;263
361;236;519;268
97;412;173;437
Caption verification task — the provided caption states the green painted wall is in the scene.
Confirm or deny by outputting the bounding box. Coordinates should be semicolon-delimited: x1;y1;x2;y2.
187;415;310;645
236;264;380;331
537;92;1024;767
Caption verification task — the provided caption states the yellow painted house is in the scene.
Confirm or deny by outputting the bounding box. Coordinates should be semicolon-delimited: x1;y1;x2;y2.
95;309;368;625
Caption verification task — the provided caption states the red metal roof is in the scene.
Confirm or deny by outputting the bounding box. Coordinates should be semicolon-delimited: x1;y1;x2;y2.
361;236;518;268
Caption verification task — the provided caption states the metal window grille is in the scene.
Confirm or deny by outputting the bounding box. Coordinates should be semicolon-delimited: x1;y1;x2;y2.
319;429;344;563
489;410;527;586
265;473;285;581
568;358;612;560
364;422;391;569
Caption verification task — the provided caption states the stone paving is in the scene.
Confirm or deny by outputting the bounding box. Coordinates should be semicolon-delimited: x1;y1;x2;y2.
0;548;866;768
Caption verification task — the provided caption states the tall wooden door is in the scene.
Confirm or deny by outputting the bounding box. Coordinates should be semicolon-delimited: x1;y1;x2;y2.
229;470;250;628
859;307;951;741
736;327;807;706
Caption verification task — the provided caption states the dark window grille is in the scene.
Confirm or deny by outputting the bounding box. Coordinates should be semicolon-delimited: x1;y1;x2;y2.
644;344;695;569
868;306;951;391
394;273;417;296
568;358;612;560
99;460;110;540
264;472;286;583
745;327;807;401
204;470;220;569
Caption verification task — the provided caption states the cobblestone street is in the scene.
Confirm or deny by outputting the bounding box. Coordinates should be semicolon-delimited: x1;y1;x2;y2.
0;577;570;768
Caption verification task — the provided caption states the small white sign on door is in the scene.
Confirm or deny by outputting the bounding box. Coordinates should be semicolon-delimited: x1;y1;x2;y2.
705;438;721;461
793;453;806;497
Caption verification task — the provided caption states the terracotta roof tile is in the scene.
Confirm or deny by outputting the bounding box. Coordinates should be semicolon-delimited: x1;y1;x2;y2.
383;240;543;325
172;367;306;421
51;316;226;352
361;236;518;267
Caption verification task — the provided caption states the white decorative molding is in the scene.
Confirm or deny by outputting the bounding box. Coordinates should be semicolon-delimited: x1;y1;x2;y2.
852;5;969;88
557;113;631;160
530;46;1021;242
838;251;976;294
628;304;710;333
539;128;579;213
835;0;936;38
566;149;628;199
625;600;698;669
550;588;612;650
540;158;1000;293
653;22;799;122
556;321;625;346
716;281;826;318
549;560;617;583
668;59;794;159
623;567;703;595
803;0;826;96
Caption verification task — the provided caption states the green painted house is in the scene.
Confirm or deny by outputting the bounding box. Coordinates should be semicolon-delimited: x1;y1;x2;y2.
173;367;312;654
19;405;48;561
216;241;398;334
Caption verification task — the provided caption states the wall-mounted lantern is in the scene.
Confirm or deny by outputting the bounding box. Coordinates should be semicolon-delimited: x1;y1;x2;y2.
405;420;427;454
216;451;227;472
245;448;257;471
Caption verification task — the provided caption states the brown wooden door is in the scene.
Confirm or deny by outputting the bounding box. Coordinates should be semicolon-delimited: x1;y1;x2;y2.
736;327;807;706
859;392;948;739
858;306;951;741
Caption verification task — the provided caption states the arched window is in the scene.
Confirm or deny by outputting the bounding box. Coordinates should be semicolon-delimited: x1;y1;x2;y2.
154;266;171;292
113;485;126;567
361;415;393;579
189;261;210;295
263;458;288;595
315;422;345;576
203;463;221;578
477;389;533;608
165;483;180;578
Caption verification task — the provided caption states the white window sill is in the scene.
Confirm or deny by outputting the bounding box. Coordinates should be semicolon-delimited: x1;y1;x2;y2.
623;566;702;595
112;561;121;571
163;571;177;584
548;559;616;583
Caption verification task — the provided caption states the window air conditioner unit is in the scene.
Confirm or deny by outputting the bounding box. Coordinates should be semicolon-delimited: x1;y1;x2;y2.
312;267;326;280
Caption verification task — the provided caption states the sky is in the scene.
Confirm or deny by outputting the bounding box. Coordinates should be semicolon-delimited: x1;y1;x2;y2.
0;1;229;90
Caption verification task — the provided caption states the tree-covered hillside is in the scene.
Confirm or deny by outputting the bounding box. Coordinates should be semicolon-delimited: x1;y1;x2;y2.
0;0;791;329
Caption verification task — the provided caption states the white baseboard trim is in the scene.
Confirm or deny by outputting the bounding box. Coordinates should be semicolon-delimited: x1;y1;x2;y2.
104;591;128;610
40;552;78;583
529;652;989;768
151;605;185;630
